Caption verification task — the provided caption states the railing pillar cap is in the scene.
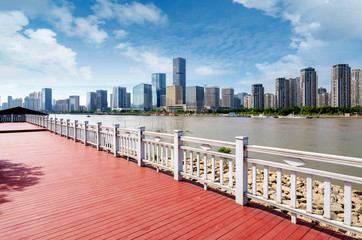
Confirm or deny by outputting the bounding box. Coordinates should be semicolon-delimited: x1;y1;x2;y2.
174;130;183;133
114;124;119;127
74;120;78;122
97;122;102;126
138;126;145;130
236;136;249;140
84;121;89;124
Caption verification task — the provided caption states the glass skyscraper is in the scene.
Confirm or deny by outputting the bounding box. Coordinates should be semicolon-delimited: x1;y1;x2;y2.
173;57;186;104
152;73;166;109
86;92;97;111
186;86;204;112
41;88;52;111
133;84;152;111
112;86;127;109
96;90;108;111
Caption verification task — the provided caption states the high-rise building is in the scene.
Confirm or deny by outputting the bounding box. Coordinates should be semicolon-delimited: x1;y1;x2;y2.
205;86;220;111
331;64;351;107
38;91;42;110
301;67;317;107
275;78;289;108
251;84;264;109
317;87;329;107
112;87;127;109
166;85;183;107
86;92;97;111
264;93;275;109
173;57;186;104
24;96;39;111
41;88;52;111
234;95;241;108
186;86;204;112
69;95;80;111
126;93;131;109
287;78;299;107
221;88;234;108
54;99;69;112
133;84;152;111
96;90;108;111
351;69;362;107
152;73;166;109
243;94;252;109
237;92;248;107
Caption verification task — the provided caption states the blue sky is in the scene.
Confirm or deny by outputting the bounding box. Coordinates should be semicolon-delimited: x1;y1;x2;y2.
1;0;361;105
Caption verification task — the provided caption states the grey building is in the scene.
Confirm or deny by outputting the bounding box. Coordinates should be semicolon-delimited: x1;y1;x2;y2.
173;57;186;104
317;87;329;107
96;90;108;111
152;73;166;109
24;96;39;111
86;92;97;111
186;86;204;112
221;88;234;109
251;84;264;109
331;64;351;107
133;84;152;111
126;92;131;109
234;95;241;108
275;78;289;108
69;95;80;111
244;94;252;109
237;92;248;107
287;78;299;107
112;87;127;109
205;86;220;110
351;69;362;107
54;99;69;112
42;88;52;111
264;93;275;109
301;67;317;107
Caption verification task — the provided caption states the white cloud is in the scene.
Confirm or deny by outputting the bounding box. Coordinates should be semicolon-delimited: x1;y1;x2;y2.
73;17;108;44
0;10;91;98
93;0;168;25
113;29;128;39
233;0;362;91
194;66;233;77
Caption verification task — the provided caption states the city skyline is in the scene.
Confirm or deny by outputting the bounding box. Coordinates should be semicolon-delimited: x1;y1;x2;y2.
1;0;362;105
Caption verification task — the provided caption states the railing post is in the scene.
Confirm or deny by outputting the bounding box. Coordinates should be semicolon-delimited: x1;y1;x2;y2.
54;118;57;134
11;114;13;122
96;122;102;151
173;130;183;181
60;119;63;136
84;121;88;145
74;120;78;142
66;119;70;139
137;126;145;166
50;118;53;132
113;124;119;157
235;136;249;205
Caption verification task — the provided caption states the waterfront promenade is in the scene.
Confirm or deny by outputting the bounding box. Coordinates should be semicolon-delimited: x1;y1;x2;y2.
0;123;356;239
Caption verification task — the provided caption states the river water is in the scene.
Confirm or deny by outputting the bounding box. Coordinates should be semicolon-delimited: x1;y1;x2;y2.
50;114;362;180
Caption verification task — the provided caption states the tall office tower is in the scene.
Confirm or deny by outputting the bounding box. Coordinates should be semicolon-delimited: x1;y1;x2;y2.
7;96;12;108
234;95;241;108
221;88;234;108
295;77;302;107
41;88;52;111
237;92;248;107
243;94;252;109
126;93;131;108
152;73;166;109
186;86;204;112
96;90;108;111
54;99;69;112
317;87;329;107
86;92;97;111
300;67;317;107
112;87;127;109
331;64;351;107
205;86;220;110
133;84;152;111
251;84;264;109
173;57;186;104
264;93;275;109
37;91;42;110
69;95;80;111
275;78;289;108
351;69;362;107
287;78;299;107
166;85;183;106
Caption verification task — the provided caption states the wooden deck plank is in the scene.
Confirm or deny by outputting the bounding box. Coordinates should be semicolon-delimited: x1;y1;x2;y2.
0;124;354;240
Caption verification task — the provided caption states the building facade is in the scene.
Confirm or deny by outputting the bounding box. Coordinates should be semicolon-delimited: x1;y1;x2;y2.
264;93;275;109
251;84;264;109
152;73;166;109
351;69;362;107
112;87;127;109
221;88;234;109
86;92;97;111
42;88;52;111
331;64;351;107
237;92;248;107
301;67;317;107
186;86;204;112
317;87;329;107
54;99;69;112
133;84;152;111
243;94;252;109
173;57;186;104
69;95;80;111
275;78;289;108
166;85;183;107
287;78;299;107
205;86;220;111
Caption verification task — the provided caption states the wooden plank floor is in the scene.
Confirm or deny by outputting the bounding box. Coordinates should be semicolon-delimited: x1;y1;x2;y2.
0;125;355;239
0;122;45;133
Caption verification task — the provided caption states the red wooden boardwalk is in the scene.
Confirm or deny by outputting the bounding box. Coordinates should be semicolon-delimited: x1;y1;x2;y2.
0;122;45;133
0;123;354;239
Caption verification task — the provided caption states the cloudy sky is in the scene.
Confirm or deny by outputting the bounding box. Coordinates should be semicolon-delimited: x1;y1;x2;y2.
1;0;361;105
